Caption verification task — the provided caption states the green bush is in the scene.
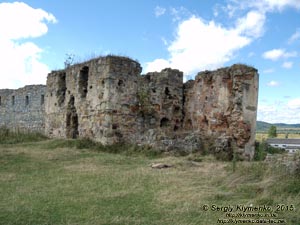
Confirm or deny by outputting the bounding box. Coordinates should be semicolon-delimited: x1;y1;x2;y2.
254;141;285;161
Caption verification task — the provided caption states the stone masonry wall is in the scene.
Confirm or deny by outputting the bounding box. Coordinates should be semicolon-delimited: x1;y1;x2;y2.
0;56;258;160
0;85;46;132
183;65;259;160
131;68;184;147
45;56;259;160
45;56;142;144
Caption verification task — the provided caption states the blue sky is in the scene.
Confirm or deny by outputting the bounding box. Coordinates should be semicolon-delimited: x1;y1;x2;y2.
0;0;300;124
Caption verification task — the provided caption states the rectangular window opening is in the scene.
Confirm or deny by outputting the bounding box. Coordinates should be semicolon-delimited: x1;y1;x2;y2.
25;96;29;106
79;66;89;98
57;72;66;106
12;96;15;106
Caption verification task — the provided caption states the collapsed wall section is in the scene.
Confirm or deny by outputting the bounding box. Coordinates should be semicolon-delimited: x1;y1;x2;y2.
183;64;259;160
130;68;184;147
0;85;46;132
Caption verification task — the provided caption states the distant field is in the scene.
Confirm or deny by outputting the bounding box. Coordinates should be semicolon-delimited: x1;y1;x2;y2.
256;121;300;134
0;139;299;225
256;133;300;142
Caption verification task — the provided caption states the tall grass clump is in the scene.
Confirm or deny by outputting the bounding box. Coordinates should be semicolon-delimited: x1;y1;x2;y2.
0;126;47;144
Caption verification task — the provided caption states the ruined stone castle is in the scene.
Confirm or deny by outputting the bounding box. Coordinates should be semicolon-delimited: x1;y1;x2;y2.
0;56;258;160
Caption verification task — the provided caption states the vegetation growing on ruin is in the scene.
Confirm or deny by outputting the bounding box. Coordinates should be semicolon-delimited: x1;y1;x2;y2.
0;136;299;224
63;53;138;69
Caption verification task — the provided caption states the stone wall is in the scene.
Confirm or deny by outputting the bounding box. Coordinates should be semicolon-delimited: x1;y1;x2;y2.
183;65;259;160
45;56;142;144
44;56;259;160
0;55;259;160
0;85;46;132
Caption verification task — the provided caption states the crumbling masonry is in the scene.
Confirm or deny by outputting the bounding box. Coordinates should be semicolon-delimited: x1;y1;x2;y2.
0;85;46;132
0;56;258;160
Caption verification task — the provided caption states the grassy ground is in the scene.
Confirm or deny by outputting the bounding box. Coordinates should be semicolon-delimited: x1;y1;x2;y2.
0;139;300;225
256;133;300;142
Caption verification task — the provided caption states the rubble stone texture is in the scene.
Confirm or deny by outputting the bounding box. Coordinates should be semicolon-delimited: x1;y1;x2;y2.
0;56;259;160
0;85;46;132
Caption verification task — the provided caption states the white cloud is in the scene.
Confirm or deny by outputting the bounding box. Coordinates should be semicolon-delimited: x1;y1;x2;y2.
145;0;300;81
282;61;293;68
288;98;300;109
235;10;266;38
154;6;166;17
145;16;251;78
0;2;57;40
267;80;280;86
262;48;297;61
0;2;56;89
225;0;300;16
145;59;171;73
262;0;300;11
258;100;300;124
170;6;192;22
262;49;284;60
288;29;300;44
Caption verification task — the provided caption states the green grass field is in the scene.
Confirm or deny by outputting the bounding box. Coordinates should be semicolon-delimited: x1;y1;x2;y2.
256;133;300;142
0;138;300;225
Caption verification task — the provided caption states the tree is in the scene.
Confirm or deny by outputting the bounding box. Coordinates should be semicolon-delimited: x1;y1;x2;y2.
268;125;277;138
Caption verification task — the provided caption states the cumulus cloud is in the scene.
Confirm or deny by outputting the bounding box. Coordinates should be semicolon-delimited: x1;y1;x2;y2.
145;0;300;79
145;58;171;73
145;16;251;78
0;2;56;89
262;49;297;61
267;80;280;86
0;2;57;40
144;0;284;76
282;61;293;68
154;6;166;17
